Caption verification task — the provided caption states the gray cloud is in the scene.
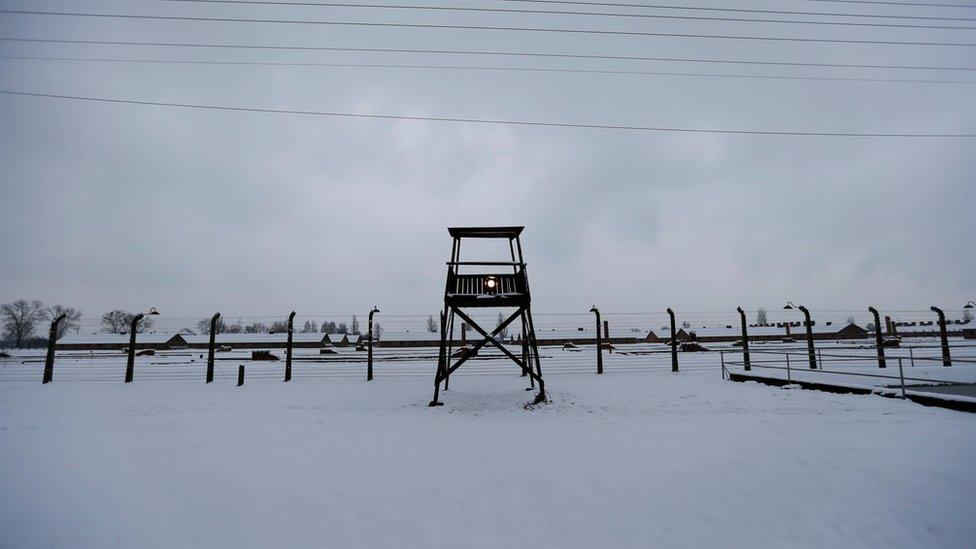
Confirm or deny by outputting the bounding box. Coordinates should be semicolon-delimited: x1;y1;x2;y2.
1;0;974;320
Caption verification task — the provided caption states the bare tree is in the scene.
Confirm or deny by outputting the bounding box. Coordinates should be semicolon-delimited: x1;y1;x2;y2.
351;315;360;335
101;310;127;334
373;322;384;341
269;320;289;333
426;315;438;333
495;312;509;340
1;299;46;347
756;308;768;325
302;320;313;333
245;322;268;334
337;322;349;334
197;317;228;335
101;310;153;334
846;316;856;325
963;309;973;323
45;305;82;339
321;321;337;333
681;321;691;329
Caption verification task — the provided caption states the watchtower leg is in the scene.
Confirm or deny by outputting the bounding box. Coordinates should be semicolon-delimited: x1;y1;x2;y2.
520;311;534;390
523;307;546;403
444;308;455;391
444;311;454;391
429;310;448;406
511;237;531;387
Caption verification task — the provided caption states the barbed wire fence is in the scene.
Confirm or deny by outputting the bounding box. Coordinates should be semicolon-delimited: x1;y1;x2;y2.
1;305;973;386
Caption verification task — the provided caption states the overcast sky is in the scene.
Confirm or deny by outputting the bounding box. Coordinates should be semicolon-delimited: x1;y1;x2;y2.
1;0;974;324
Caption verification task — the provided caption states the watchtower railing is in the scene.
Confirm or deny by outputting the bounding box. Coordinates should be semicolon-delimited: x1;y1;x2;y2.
445;261;527;296
448;273;525;296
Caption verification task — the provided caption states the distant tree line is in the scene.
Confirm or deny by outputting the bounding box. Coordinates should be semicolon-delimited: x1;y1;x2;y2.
191;315;364;336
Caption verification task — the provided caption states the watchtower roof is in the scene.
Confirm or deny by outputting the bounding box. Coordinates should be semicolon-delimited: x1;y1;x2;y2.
448;226;524;239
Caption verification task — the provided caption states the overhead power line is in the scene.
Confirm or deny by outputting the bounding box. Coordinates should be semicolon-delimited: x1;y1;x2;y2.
503;0;976;9
799;0;976;8
3;10;976;47
2;89;974;138
6;55;975;84
154;0;976;29
166;0;976;20
5;37;975;72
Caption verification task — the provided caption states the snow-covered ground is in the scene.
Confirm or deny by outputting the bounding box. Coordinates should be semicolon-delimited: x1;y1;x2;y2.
1;347;975;548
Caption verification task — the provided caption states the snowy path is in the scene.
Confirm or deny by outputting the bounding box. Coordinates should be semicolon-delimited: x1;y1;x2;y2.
1;370;974;548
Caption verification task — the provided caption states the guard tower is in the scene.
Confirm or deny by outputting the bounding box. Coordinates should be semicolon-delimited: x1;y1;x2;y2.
429;226;546;406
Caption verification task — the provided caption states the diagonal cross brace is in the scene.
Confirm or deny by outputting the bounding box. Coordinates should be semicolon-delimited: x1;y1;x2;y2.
438;308;545;387
454;309;532;372
435;307;521;382
435;308;528;383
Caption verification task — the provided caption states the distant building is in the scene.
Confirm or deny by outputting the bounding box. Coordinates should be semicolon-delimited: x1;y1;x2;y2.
879;318;973;338
57;333;189;351
184;333;327;349
323;333;363;347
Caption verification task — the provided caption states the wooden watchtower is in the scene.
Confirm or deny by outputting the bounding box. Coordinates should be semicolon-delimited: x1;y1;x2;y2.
429;226;547;406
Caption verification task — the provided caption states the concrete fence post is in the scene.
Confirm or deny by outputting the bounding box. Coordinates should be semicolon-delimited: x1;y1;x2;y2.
590;306;603;374
800;306;816;370
868;306;886;369
667;307;678;373
285;311;296;381
43;314;67;384
737;306;751;371
123;308;158;383
367;306;379;381
930;306;951;367
125;313;144;383
207;312;220;383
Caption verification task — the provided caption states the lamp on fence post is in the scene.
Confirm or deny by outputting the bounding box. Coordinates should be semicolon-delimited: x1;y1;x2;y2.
736;307;751;371
965;301;975;309
784;302;816;370
667;307;678;373
206;312;220;383
367;306;379;381
931;306;951;367
590;306;603;375
868;306;886;369
125;307;159;383
42;313;67;384
285;311;296;381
